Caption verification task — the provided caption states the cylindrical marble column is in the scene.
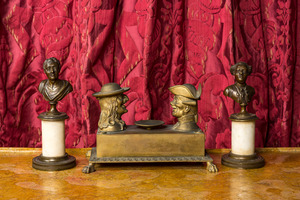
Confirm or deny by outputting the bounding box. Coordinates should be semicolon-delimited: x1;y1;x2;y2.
42;120;66;157
221;117;265;169
231;121;255;155
32;113;76;171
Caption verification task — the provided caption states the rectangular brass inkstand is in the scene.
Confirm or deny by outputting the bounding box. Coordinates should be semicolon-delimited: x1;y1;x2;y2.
82;83;217;173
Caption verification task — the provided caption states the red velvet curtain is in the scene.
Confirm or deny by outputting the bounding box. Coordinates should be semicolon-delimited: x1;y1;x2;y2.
0;0;299;148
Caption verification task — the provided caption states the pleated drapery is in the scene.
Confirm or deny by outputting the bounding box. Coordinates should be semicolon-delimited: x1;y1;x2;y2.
0;0;299;148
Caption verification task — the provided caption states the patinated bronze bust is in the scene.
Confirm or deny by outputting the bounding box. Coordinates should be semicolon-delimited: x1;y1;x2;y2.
224;62;256;119
33;57;76;171
93;83;130;132
169;84;203;133
39;57;73;117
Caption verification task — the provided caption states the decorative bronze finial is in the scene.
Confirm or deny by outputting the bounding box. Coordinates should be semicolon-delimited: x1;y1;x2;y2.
224;62;257;120
38;57;73;120
169;84;203;132
93;83;130;132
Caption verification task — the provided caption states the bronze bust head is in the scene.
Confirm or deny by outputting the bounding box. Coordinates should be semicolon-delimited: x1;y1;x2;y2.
169;84;203;133
93;83;130;132
39;57;73;117
224;62;256;118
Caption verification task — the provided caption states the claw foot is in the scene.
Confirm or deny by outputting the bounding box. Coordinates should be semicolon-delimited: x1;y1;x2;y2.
82;163;95;174
207;162;218;173
85;150;91;157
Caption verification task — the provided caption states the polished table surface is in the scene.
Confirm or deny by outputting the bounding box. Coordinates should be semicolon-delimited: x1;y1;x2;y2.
0;148;300;200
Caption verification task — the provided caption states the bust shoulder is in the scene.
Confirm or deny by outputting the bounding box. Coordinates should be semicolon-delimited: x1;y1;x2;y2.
38;79;48;93
246;85;255;97
38;79;73;102
53;79;73;98
61;79;73;93
223;85;236;97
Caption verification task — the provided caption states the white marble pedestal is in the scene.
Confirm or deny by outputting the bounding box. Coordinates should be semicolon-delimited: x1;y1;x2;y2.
231;121;255;155
42;120;66;157
32;113;76;171
221;114;264;169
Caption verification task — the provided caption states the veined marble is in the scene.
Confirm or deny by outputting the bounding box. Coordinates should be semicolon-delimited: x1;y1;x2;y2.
0;148;299;199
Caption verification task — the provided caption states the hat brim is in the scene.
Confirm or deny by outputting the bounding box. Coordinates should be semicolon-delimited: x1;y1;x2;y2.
182;100;197;106
169;85;200;100
93;87;130;98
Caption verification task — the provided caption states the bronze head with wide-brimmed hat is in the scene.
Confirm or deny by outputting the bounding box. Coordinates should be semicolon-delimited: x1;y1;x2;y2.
169;84;203;133
93;83;130;132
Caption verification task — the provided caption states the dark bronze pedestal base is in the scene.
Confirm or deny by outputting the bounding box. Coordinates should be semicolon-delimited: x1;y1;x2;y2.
32;153;76;171
221;152;265;169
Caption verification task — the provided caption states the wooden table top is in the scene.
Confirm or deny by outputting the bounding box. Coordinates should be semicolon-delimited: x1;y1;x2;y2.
0;148;299;200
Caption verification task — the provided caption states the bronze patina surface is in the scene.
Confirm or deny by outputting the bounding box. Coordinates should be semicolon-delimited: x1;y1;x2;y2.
229;113;258;121
38;57;73;121
223;62;255;120
93;83;130;132
97;125;205;157
83;125;218;173
221;152;265;169
32;153;76;171
169;84;203;132
84;83;217;173
83;147;216;174
135;120;165;129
